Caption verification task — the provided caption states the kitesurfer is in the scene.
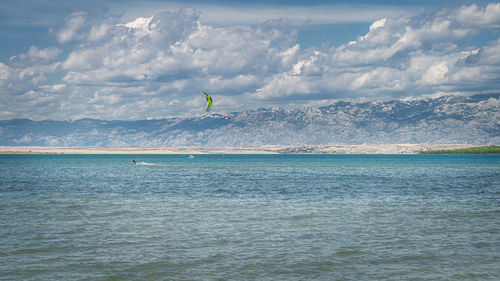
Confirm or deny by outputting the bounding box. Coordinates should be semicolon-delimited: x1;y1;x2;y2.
132;159;137;164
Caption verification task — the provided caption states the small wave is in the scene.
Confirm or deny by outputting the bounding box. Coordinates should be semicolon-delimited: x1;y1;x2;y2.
336;250;361;256
335;246;362;256
64;204;83;209
136;162;156;166
9;248;52;255
336;249;362;256
290;214;313;220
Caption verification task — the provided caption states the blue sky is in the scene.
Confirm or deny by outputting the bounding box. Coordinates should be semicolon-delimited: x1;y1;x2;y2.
1;0;499;120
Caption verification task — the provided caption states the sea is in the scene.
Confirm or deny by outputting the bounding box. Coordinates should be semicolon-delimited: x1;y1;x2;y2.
0;154;499;280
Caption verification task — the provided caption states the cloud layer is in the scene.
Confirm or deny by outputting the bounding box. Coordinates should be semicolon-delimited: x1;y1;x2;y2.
1;3;500;120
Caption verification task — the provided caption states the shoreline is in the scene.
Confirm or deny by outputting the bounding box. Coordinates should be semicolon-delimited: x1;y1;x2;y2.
0;144;480;155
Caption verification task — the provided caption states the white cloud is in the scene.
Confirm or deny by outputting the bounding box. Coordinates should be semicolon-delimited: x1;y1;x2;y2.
27;46;61;62
369;18;387;31
58;7;299;101
479;38;500;64
0;63;10;89
254;3;500;102
51;11;87;43
454;3;500;28
88;22;111;42
120;16;155;29
1;3;500;120
422;62;449;85
9;46;61;66
1;46;61;101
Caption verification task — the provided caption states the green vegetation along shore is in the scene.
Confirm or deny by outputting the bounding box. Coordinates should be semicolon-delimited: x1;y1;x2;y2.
419;146;500;154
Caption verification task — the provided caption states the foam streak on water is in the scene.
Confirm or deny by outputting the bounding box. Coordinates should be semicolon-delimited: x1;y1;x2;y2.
0;154;499;280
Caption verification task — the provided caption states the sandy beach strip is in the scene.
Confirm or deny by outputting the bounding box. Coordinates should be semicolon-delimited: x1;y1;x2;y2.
0;144;476;155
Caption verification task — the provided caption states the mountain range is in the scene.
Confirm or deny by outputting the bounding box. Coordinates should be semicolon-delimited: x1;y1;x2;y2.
1;94;499;147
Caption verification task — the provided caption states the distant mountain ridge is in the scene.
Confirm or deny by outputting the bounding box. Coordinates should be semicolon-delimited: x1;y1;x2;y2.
1;94;499;147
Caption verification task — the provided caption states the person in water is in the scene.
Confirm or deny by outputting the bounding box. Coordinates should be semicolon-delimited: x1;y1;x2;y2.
132;159;137;164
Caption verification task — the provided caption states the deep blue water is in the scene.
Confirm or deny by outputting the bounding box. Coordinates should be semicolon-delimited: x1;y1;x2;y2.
1;154;499;280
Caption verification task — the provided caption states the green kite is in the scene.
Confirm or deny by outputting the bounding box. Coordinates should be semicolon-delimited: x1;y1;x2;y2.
202;91;213;113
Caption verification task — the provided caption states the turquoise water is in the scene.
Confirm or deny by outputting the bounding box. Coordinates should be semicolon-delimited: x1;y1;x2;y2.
1;154;499;280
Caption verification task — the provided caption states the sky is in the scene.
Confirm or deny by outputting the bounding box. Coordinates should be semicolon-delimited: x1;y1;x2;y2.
1;0;499;120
